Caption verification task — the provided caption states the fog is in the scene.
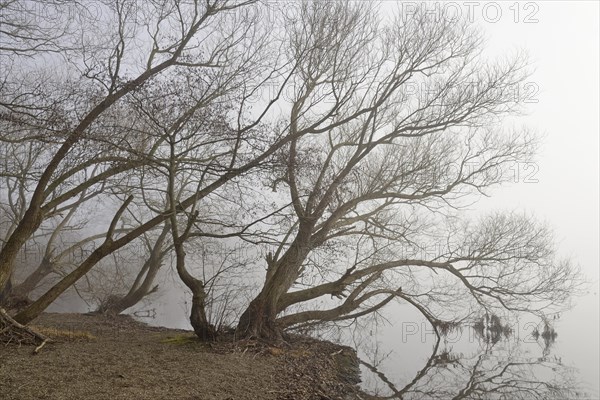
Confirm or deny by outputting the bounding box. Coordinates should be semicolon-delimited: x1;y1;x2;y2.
366;1;599;394
156;1;600;394
120;2;599;394
7;0;598;397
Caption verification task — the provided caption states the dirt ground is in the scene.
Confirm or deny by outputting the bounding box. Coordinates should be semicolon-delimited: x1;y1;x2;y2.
0;313;363;400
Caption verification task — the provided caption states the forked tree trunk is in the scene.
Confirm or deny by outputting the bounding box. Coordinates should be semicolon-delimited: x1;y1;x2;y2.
236;259;303;341
95;284;158;316
0;24;211;292
0;258;52;311
96;224;169;315
12;196;135;324
13;243;113;324
236;293;283;341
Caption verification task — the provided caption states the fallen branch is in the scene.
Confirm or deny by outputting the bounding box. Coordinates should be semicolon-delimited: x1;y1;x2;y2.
0;307;48;347
33;338;49;354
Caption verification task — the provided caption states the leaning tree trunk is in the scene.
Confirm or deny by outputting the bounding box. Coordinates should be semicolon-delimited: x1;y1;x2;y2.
96;257;161;315
97;284;159;316
11;257;54;300
0;276;33;312
237;228;314;341
0;207;44;295
12;196;135;324
0;278;14;307
236;257;289;340
96;224;169;315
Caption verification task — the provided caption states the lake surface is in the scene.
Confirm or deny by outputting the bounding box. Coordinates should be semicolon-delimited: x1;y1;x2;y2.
352;298;600;399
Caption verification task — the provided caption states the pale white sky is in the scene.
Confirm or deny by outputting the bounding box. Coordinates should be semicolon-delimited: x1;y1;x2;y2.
481;1;600;391
375;0;600;392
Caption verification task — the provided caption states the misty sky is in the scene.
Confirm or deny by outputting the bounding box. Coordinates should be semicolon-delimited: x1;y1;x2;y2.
375;0;599;392
478;1;599;388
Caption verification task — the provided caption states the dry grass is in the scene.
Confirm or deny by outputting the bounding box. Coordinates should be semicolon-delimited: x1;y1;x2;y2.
30;325;96;341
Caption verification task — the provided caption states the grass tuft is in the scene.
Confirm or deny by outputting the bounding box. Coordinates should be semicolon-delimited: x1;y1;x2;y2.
160;334;198;345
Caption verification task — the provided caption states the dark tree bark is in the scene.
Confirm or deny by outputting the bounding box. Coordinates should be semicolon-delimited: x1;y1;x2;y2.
0;257;53;311
0;279;14;308
11;257;54;299
237;224;314;340
189;285;215;341
237;292;284;341
12;196;134;324
0;0;252;294
96;224;170;315
169;202;216;340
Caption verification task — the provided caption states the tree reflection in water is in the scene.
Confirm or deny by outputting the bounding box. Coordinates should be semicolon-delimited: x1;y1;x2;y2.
359;316;587;400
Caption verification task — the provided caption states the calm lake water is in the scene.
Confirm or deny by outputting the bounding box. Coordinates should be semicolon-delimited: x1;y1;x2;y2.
352;297;600;399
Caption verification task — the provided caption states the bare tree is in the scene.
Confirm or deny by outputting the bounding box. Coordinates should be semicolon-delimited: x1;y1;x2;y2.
235;2;579;339
0;140;111;306
0;0;81;56
4;0;327;325
0;1;579;348
0;0;263;294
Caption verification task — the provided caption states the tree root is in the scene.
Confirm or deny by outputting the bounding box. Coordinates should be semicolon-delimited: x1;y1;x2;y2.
0;307;48;348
